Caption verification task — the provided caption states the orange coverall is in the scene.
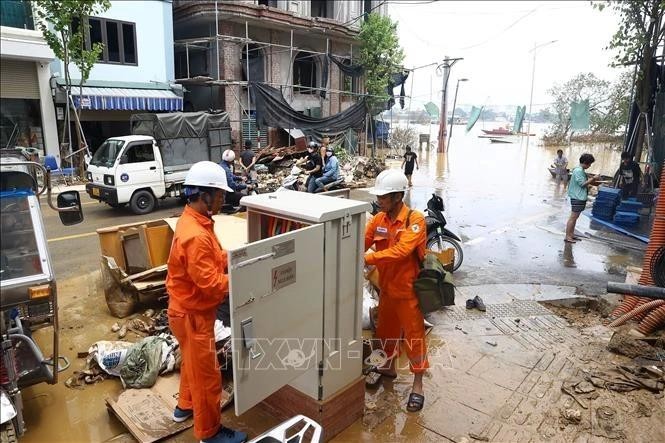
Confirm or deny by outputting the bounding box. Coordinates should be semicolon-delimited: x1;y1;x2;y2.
365;204;429;373
166;205;228;440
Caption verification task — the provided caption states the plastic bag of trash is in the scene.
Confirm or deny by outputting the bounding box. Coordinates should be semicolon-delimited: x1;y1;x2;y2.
119;333;179;389
214;320;232;342
88;340;135;377
362;283;379;330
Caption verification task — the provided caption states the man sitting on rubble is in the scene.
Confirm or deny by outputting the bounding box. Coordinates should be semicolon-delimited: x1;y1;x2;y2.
220;149;253;206
166;161;247;443
314;146;340;192
240;140;257;181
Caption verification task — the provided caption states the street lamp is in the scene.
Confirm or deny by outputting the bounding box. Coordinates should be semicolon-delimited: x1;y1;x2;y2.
447;78;468;151
525;40;557;150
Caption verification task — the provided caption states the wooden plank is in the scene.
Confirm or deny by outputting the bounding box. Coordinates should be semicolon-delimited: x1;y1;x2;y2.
141;224;173;268
121;265;168;284
122;228;151;274
106;375;190;443
99;231;127;271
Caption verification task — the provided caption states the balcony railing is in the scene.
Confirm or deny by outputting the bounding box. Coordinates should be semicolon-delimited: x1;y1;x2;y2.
0;0;35;30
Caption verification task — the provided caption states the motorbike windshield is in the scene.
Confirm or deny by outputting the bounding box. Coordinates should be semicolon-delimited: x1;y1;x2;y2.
90;139;125;168
1;194;43;282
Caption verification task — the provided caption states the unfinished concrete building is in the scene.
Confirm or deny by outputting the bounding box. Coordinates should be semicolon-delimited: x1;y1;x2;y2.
172;0;387;148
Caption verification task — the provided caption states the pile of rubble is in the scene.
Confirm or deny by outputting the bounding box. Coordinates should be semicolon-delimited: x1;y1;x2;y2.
251;151;386;192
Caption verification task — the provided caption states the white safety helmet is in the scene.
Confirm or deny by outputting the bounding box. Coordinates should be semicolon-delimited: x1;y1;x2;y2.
184;161;233;192
368;169;408;196
222;149;236;162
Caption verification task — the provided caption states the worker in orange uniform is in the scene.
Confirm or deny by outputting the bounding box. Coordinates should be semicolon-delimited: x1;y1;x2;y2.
365;168;429;412
166;161;247;443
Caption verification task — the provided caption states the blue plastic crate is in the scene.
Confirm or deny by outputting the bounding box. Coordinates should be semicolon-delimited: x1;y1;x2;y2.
613;211;640;224
616;201;643;213
598;186;622;196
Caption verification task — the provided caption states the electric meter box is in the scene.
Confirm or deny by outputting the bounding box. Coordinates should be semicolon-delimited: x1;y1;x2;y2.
228;191;371;416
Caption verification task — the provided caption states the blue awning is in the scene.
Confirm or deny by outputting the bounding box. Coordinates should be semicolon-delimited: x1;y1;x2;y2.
71;86;183;111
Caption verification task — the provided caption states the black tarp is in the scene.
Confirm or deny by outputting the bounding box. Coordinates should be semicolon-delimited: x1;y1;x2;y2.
251;82;367;137
328;54;364;77
130;111;230;140
624;61;663;156
386;71;409;110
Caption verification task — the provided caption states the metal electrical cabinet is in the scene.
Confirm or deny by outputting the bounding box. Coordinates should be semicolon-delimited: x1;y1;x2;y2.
228;191;370;416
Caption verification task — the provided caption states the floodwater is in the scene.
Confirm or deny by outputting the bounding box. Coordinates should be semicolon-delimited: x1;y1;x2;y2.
18;123;647;442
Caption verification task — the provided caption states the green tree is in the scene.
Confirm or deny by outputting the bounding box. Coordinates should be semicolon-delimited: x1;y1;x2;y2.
34;0;110;167
358;13;404;111
593;0;664;158
546;73;612;138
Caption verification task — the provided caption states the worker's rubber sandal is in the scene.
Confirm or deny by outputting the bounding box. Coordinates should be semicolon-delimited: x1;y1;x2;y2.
406;393;425;412
465;299;475;309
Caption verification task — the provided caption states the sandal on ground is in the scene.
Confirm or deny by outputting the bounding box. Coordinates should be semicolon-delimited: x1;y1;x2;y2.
406;392;425;412
564;238;577;243
364;368;397;388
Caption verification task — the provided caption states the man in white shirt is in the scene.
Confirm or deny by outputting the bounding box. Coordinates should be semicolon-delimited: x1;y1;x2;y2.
554;149;568;184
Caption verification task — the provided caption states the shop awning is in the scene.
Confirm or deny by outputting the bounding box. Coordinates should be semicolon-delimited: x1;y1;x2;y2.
71;86;183;112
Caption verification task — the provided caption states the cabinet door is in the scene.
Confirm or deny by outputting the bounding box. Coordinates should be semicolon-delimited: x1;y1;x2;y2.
228;224;324;415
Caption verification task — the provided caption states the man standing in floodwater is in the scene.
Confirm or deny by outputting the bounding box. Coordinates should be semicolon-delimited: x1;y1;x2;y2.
566;153;600;243
553;149;568;184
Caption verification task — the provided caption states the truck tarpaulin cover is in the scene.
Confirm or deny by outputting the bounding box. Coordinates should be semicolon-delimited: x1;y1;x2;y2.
130;112;232;171
250;83;367;136
130;111;230;140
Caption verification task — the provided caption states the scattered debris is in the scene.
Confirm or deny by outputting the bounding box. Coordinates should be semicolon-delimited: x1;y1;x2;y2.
607;332;665;360
455;325;468;334
560;408;581;424
585;366;665;393
485;340;498;347
468;432;489;441
592;406;625;440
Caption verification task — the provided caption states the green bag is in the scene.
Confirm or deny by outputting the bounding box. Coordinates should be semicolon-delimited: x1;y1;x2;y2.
413;252;455;314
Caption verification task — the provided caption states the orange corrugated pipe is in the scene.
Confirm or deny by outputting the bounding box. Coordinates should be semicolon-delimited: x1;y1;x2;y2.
608;299;665;327
637;305;665;335
610;167;665;323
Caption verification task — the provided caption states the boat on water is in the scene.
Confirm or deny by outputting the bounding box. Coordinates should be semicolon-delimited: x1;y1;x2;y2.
482;128;513;136
489;137;516;144
547;166;614;183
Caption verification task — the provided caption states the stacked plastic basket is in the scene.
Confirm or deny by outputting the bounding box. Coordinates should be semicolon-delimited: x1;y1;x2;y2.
591;187;622;221
614;198;643;226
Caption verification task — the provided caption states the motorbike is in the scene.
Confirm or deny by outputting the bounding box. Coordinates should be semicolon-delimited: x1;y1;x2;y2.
370;193;463;271
277;166;304;192
424;193;463;271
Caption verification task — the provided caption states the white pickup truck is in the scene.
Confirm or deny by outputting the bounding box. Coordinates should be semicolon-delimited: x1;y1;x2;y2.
86;111;232;214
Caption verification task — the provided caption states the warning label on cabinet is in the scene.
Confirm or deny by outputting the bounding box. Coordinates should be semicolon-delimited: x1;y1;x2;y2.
272;261;296;291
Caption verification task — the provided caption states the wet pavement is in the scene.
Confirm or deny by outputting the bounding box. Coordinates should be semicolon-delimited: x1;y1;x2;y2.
21;125;659;442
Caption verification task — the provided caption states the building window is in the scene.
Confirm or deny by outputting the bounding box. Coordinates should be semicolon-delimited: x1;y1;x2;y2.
84;17;137;65
0;99;44;154
310;0;333;18
364;0;372;19
257;0;277;7
0;0;34;29
293;52;317;94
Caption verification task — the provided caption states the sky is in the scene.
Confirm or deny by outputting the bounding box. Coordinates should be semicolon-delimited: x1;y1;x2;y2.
387;0;625;112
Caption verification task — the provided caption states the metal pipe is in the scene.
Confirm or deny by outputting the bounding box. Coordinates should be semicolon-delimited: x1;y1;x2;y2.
607;282;665;300
186;43;190;79
215;0;220;81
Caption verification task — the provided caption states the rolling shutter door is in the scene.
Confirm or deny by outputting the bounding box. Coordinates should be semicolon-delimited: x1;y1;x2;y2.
0;59;39;99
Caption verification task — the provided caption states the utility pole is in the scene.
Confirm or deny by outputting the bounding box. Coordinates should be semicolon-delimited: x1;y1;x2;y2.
436;56;463;153
526;40;557;151
447;78;468;151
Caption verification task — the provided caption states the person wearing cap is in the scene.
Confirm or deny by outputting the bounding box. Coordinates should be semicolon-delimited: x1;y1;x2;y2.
220;149;252;206
240;140;257;181
314;146;340;192
166;161;247;443
296;141;324;193
364;169;428;412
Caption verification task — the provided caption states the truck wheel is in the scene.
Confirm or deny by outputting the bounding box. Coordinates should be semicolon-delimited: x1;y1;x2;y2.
1;420;17;443
130;190;156;215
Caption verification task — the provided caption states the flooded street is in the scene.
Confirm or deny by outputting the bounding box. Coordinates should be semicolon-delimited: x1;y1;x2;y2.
20;126;655;443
